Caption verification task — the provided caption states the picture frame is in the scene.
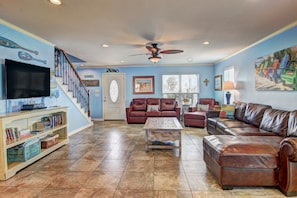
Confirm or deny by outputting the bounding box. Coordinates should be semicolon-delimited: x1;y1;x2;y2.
81;79;99;87
133;76;154;94
214;75;222;91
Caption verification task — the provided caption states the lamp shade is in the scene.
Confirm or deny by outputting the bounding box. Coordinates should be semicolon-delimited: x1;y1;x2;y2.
223;81;235;90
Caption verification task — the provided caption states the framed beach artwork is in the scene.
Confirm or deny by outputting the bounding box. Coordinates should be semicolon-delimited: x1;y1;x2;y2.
255;45;297;91
133;76;155;94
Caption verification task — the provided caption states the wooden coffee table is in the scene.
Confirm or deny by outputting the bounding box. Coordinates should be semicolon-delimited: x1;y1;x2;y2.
143;117;183;154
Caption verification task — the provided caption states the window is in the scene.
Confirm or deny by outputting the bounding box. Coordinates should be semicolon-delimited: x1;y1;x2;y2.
109;79;119;103
224;66;234;82
223;66;235;104
162;74;199;106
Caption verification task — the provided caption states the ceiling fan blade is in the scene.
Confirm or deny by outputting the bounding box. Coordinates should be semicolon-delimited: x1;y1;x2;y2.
145;45;154;52
146;45;159;54
160;49;184;54
129;53;150;56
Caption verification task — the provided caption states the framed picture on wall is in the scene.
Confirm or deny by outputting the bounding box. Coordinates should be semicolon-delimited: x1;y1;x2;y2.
81;79;99;87
133;76;154;94
214;75;222;91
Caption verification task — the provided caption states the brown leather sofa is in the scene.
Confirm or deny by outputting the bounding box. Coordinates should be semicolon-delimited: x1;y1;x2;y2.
126;98;181;124
203;102;297;196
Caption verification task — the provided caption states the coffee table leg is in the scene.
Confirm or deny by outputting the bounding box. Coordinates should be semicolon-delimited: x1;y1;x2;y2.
145;130;149;152
179;131;182;156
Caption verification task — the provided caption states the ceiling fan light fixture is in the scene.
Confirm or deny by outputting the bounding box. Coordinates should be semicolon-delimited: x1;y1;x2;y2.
202;41;210;45
49;0;62;5
148;56;161;64
101;44;109;48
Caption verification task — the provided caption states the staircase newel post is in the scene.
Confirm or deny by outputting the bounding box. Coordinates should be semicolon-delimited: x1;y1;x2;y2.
87;90;90;117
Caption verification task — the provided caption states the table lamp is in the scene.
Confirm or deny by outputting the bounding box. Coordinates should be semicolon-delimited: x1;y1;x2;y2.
223;81;235;104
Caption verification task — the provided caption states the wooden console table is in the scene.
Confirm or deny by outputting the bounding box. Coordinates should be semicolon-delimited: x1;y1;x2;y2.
143;117;183;155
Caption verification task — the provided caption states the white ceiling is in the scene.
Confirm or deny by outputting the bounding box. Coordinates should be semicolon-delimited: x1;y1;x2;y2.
0;0;297;67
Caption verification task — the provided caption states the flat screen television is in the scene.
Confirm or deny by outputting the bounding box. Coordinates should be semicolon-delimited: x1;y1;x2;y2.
4;59;51;99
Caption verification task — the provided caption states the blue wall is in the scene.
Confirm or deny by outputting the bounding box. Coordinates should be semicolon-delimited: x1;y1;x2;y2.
0;20;91;134
0;21;55;113
77;65;214;119
3;18;296;122
214;24;297;110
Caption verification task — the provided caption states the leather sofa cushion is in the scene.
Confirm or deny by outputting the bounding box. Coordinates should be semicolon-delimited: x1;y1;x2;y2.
146;111;161;117
147;98;160;105
161;111;177;117
203;135;283;169
160;98;176;111
243;103;272;127
132;98;147;111
184;111;206;119
225;127;279;136
259;108;290;137
234;101;247;121
216;120;254;134
129;111;146;117
207;117;229;128
287;110;297;137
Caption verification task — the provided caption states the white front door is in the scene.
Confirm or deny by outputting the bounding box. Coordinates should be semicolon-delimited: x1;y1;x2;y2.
102;73;126;120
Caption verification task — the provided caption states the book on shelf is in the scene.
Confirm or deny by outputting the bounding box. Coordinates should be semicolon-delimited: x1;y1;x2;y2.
52;114;63;127
30;130;42;135
6;127;23;142
19;129;31;139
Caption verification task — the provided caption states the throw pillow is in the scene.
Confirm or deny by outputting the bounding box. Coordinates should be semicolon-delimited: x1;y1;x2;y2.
197;104;209;112
147;105;159;112
220;105;235;119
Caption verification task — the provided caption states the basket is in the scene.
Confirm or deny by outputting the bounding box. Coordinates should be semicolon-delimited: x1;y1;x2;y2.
41;134;59;149
7;140;41;162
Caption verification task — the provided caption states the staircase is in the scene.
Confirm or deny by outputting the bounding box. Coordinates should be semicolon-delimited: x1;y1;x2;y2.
54;48;90;121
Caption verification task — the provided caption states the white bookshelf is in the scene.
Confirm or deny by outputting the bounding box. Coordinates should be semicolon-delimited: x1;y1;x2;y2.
0;106;69;180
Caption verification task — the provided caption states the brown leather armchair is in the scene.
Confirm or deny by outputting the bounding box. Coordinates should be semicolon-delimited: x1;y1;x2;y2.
184;98;219;128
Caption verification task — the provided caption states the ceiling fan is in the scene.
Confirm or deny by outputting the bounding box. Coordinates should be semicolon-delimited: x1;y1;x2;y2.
145;42;184;64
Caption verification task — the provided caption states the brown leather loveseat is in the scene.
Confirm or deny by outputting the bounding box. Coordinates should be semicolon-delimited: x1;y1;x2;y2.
126;98;180;124
203;102;297;196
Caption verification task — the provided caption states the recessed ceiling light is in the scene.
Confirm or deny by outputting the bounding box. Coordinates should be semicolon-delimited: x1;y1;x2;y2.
120;60;125;63
49;0;62;5
101;44;109;48
202;41;210;45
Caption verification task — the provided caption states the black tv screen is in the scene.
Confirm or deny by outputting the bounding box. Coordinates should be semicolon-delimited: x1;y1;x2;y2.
5;59;51;99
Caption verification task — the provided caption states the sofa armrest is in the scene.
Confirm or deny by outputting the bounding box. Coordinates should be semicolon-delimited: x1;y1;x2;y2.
279;137;297;196
188;107;197;112
206;110;220;118
280;137;297;162
126;107;132;120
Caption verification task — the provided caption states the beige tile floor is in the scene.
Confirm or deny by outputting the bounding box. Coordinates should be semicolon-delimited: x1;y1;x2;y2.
0;121;290;198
